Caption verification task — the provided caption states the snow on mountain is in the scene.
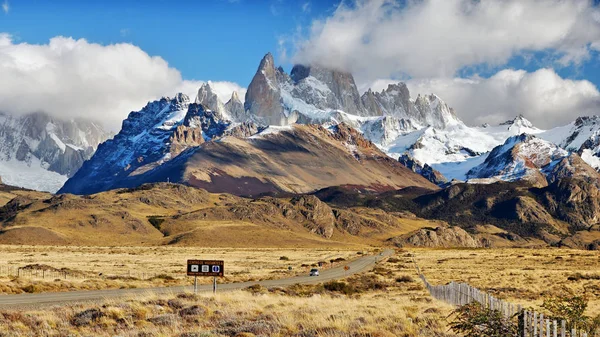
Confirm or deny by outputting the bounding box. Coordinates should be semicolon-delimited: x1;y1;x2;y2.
466;134;569;186
57;52;600;193
539;116;600;170
0;112;110;192
59;93;230;195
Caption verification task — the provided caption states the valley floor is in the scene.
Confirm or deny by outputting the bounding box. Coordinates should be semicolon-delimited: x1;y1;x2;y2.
0;246;368;294
0;247;597;336
0;249;454;337
411;248;600;315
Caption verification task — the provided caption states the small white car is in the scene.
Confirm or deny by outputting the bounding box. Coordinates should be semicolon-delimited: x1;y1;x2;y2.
309;268;319;276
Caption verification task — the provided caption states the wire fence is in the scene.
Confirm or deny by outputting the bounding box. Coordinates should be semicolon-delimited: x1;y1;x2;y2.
411;255;593;337
0;265;178;281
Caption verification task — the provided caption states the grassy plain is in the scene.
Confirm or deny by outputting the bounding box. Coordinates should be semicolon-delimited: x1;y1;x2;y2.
0;246;367;294
411;248;600;315
0;251;456;337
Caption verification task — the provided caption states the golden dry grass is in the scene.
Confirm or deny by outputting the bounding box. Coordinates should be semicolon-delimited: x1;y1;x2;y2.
0;246;368;294
0;251;457;337
410;248;600;315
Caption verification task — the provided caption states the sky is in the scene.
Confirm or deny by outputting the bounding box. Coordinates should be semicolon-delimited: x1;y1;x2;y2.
0;0;599;130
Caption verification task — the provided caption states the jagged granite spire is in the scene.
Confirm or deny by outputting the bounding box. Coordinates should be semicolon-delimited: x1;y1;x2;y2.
195;83;227;119
225;91;246;122
244;53;289;125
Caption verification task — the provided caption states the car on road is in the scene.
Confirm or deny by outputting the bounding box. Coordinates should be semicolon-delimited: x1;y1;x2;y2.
309;268;319;276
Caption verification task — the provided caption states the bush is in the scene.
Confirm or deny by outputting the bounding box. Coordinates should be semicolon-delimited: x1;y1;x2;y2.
279;256;289;261
395;275;414;283
324;281;355;295
449;302;518;337
542;292;600;333
244;284;267;295
147;216;165;230
149;274;175;281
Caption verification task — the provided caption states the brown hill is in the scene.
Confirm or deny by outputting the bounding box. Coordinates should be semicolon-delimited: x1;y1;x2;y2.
314;177;600;249
0;183;439;247
181;123;437;196
63;122;437;197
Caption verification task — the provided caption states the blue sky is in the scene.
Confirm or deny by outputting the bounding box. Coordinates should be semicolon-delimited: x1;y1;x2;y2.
0;0;599;129
0;0;340;85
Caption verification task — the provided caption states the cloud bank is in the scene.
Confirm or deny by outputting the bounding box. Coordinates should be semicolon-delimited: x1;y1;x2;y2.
397;69;600;129
292;0;600;79
0;34;245;130
288;0;600;127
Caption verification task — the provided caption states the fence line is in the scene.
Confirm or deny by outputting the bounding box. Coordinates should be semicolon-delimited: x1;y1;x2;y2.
411;255;592;337
0;265;176;281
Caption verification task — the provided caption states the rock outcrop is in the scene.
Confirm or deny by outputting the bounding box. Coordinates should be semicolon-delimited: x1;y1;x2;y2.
399;153;448;185
390;226;483;248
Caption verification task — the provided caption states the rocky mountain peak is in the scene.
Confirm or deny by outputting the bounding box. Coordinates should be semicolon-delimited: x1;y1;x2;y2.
229;91;241;103
467;133;568;186
225;91;246;122
500;114;534;128
244;53;287;126
195;83;227;119
289;63;368;117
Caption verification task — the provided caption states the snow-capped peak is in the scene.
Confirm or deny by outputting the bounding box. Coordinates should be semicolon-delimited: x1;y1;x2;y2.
467;133;568;185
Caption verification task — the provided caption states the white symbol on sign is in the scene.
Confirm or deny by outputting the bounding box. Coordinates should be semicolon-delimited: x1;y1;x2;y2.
190;265;199;272
201;265;210;273
212;265;220;273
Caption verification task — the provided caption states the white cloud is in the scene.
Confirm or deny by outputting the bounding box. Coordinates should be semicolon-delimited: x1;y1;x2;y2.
0;34;245;131
379;68;600;129
290;0;600;81
2;0;9;14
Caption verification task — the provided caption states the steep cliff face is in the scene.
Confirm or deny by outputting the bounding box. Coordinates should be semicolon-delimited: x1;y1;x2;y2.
289;64;368;116
244;53;291;126
0;112;110;192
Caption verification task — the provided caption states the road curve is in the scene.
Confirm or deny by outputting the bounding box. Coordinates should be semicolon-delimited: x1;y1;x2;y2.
0;249;394;309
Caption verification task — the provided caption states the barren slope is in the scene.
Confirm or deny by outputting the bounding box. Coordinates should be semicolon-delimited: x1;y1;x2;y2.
0;183;437;247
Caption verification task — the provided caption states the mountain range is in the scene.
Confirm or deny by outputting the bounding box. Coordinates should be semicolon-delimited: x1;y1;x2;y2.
0;112;111;192
1;52;600;249
54;52;600;196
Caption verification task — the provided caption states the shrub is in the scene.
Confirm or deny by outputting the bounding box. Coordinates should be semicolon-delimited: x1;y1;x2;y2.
147;216;165;230
324;281;355;295
244;284;267;295
542;291;600;334
279;256;289;261
149;274;175;281
395;275;414;283
449;302;518;337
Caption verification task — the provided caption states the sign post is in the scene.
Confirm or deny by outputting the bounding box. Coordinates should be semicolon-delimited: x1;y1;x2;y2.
187;260;224;294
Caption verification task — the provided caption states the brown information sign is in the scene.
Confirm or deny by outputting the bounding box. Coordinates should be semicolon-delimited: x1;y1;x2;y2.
187;260;224;277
